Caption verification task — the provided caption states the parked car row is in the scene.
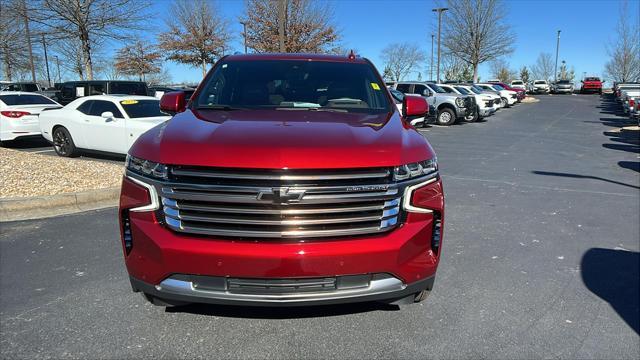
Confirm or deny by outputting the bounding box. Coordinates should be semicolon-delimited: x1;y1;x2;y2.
388;81;522;126
1;80;198;106
612;82;640;123
505;77;604;95
0;91;171;154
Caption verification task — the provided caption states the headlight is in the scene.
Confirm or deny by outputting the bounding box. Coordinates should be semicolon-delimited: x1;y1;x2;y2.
455;98;465;107
126;155;168;180
393;158;437;181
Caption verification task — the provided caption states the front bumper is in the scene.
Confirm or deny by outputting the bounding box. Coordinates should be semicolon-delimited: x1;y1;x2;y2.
120;175;445;305
554;88;573;93
130;273;435;307
479;108;494;117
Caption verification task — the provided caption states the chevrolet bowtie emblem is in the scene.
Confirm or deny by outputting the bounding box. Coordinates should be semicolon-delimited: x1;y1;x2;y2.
257;187;306;204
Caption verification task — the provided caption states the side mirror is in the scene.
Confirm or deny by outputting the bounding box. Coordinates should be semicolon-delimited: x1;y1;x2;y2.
422;89;432;97
101;111;114;119
402;95;428;118
160;91;187;115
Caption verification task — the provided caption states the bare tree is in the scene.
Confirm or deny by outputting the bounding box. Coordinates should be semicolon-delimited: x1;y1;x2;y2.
604;0;640;82
490;58;515;82
0;0;30;80
442;53;472;81
440;0;515;83
158;0;230;78
557;61;575;82
531;52;554;81
381;43;425;81
50;38;87;80
519;66;530;84
243;0;340;53
31;0;149;80
114;40;162;82
145;67;173;87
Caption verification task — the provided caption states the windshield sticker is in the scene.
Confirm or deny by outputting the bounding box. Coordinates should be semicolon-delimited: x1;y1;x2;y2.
121;100;138;105
370;83;381;90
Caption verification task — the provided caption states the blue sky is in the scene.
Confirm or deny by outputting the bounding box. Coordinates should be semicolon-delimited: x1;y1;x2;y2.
147;0;638;84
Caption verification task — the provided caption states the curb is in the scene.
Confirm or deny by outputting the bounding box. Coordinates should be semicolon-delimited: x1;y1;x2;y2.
0;187;120;222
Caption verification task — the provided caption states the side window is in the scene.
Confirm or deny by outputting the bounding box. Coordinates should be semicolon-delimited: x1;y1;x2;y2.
396;84;411;93
89;83;106;95
76;100;93;114
441;87;454;93
88;100;123;118
62;84;75;98
413;84;427;95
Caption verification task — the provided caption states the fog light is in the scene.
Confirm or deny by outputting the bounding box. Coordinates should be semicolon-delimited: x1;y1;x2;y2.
122;210;133;255
432;212;442;254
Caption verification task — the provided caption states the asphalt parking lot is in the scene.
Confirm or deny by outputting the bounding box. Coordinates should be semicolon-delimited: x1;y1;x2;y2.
1;95;638;359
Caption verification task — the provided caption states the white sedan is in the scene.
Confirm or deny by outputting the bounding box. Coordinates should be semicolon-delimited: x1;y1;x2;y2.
39;95;171;157
0;92;61;143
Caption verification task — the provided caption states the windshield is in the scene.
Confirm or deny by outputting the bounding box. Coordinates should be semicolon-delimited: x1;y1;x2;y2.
389;88;404;103
0;94;57;106
467;86;482;94
454;86;470;95
194;60;391;114
534;81;546;84
119;99;165;118
426;83;446;93
585;77;600;81
512;81;523;85
558;80;571;84
492;84;505;91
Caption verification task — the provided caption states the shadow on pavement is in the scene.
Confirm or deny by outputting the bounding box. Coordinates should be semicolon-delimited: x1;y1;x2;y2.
165;301;401;319
581;248;639;335
1;136;50;148
618;161;640;173
531;170;640;190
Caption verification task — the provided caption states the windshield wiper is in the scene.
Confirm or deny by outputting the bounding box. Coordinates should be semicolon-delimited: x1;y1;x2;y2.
195;104;244;111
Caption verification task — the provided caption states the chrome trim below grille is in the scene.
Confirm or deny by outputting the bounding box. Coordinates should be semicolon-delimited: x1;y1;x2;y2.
156;274;406;303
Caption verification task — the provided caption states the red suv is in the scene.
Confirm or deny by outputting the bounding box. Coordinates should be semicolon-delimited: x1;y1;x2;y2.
119;53;444;307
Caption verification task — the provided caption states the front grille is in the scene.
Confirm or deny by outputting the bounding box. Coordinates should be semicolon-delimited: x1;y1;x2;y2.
161;167;401;239
511;94;518;99
463;97;474;108
227;277;337;294
485;99;494;107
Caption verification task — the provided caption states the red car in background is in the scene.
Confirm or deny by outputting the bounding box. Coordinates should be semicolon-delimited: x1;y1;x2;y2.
488;81;526;101
581;77;604;94
118;53;445;307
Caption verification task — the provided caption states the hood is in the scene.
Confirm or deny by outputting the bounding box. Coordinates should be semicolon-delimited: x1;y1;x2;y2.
129;108;434;169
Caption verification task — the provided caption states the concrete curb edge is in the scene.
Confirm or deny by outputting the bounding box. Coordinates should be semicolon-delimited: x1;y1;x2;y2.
0;187;120;222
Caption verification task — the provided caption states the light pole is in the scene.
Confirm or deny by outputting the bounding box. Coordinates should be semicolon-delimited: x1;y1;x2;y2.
554;30;561;82
41;34;51;87
432;8;448;83
240;21;247;54
430;34;434;81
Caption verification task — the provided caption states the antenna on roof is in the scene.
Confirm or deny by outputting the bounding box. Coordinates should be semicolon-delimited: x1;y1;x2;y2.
348;50;356;60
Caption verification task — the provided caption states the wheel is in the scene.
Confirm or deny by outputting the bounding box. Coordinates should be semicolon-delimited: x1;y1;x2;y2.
500;97;509;107
436;108;456;126
52;127;79;157
414;289;431;302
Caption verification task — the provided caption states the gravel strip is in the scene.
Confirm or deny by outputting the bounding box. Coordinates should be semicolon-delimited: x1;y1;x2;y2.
0;148;123;198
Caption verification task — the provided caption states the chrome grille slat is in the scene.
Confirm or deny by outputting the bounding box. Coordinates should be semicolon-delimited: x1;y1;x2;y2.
161;167;400;239
171;168;390;181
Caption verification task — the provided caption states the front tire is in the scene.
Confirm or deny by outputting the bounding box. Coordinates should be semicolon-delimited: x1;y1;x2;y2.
501;97;509;108
436;108;456;126
52;127;79;157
